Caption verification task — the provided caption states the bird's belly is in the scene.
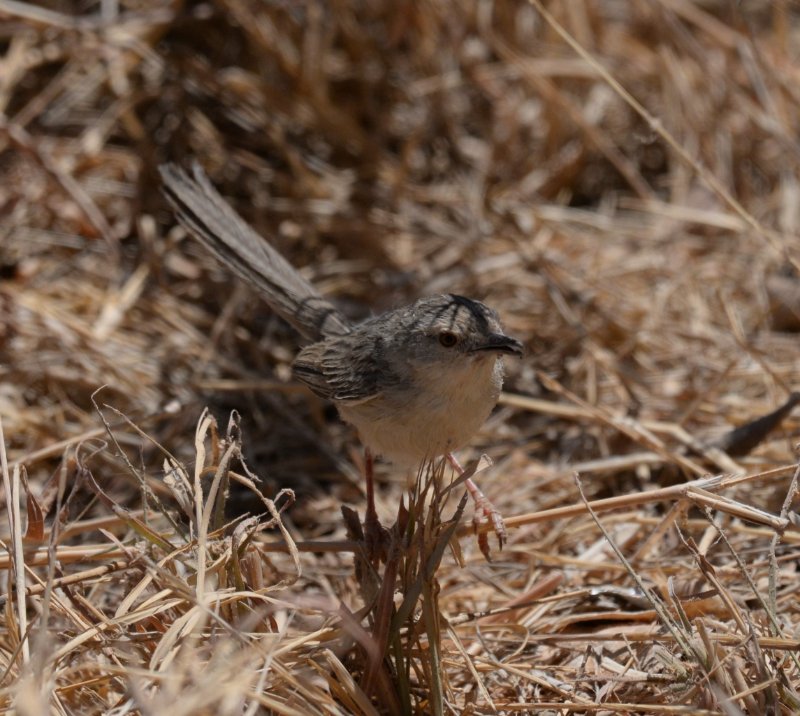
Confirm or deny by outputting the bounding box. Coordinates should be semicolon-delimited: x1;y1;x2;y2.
338;357;504;466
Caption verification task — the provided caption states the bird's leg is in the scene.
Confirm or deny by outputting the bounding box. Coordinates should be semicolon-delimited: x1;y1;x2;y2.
363;448;388;564
365;448;378;526
446;452;507;558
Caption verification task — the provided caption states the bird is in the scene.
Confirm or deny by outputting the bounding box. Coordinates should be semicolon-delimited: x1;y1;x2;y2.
160;163;523;559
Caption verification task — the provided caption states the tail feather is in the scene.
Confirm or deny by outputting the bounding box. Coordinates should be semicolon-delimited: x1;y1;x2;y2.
160;163;351;341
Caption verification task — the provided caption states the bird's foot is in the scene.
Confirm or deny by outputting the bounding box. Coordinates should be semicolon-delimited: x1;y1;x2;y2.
467;478;507;560
446;452;506;560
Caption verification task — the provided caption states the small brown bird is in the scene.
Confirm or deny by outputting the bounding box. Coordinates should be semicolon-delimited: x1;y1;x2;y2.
161;163;523;558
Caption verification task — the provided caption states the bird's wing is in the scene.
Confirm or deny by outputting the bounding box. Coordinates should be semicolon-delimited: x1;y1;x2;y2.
292;331;403;405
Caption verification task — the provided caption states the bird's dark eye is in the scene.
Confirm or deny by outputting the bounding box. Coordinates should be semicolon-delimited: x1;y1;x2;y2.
438;331;458;347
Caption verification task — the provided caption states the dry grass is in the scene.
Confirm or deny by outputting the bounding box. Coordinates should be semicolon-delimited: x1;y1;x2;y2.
2;0;800;713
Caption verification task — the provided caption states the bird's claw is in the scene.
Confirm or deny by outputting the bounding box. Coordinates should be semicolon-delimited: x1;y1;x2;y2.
471;491;507;561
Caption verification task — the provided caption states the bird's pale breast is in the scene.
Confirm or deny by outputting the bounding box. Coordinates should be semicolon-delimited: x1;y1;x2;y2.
338;354;505;465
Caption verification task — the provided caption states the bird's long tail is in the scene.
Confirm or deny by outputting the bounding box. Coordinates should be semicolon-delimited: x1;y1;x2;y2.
160;163;351;341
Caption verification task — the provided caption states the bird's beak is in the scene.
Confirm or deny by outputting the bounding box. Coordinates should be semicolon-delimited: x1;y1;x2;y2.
471;333;524;356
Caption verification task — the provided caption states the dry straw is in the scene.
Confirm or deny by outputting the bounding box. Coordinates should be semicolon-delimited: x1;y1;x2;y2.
2;0;800;713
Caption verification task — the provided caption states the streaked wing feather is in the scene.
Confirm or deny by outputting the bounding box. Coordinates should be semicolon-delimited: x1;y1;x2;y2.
292;330;401;404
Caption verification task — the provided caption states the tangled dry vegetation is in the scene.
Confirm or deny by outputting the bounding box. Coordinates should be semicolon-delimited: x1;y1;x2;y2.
2;1;800;713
